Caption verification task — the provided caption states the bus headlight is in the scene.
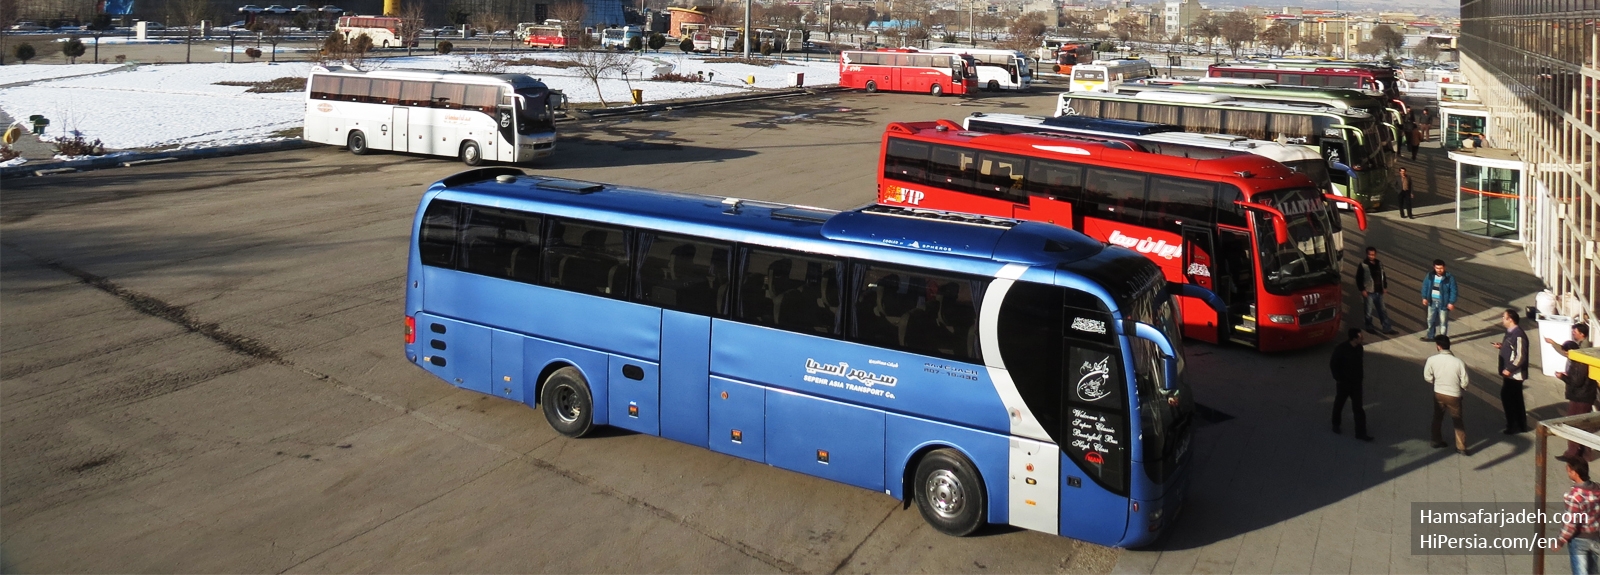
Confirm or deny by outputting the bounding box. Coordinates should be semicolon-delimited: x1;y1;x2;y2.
1267;314;1295;324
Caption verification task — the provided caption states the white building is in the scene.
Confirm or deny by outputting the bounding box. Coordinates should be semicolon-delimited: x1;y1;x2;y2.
1162;0;1203;40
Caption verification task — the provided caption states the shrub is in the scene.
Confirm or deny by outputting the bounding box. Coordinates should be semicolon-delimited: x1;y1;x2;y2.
349;34;373;53
1;146;20;162
650;71;702;82
14;43;36;64
245;47;263;60
62;38;86;63
53;135;105;157
760;41;773;56
648;33;666;52
628;35;643;51
114;54;126;64
679;36;693;52
437;40;454;54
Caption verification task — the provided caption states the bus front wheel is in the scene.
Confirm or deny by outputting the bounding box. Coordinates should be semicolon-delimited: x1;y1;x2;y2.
541;367;594;438
913;448;985;536
347;131;368;155
864;80;878;93
930;84;943;97
460;140;483;166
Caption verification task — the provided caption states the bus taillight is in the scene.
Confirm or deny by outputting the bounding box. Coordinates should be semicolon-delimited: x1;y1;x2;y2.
405;315;416;344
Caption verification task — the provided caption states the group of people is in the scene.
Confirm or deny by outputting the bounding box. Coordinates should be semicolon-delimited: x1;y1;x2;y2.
1353;248;1457;341
1402;105;1435;162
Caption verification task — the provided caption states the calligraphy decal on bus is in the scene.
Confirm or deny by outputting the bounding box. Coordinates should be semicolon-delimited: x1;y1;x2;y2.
1075;355;1112;402
803;358;899;399
1106;230;1182;260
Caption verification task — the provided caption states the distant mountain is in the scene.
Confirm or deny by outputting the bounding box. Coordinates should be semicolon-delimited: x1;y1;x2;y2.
1197;0;1459;18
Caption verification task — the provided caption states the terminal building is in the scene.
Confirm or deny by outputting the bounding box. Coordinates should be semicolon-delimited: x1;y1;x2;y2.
1455;0;1597;318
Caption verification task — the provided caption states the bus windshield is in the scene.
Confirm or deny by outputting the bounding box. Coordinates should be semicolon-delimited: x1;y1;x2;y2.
1252;187;1337;294
1128;284;1190;485
1077;70;1105;81
1282;158;1332;190
515;87;556;133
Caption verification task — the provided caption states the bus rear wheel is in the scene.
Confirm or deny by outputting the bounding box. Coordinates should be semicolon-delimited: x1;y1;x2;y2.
913;448;985;536
541;367;594;438
460;140;483;166
987;80;1000;91
347;131;368;155
930;84;943;97
864;80;878;93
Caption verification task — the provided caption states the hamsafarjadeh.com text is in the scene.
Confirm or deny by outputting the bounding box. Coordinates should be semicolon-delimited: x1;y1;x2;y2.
1411;503;1581;555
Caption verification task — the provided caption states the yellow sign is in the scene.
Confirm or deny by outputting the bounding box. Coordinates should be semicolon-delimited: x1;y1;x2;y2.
2;124;20;145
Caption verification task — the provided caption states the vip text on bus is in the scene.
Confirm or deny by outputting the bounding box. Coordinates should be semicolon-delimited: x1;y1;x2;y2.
405;168;1194;546
305;67;565;165
877;120;1350;351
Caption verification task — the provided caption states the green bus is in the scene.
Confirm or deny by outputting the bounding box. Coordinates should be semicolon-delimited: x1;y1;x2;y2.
1056;90;1391;209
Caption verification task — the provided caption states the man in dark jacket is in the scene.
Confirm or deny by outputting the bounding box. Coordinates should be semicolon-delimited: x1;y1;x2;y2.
1330;328;1373;441
1355;247;1397;335
1551;324;1593;463
1397;168;1415;218
1494;309;1531;434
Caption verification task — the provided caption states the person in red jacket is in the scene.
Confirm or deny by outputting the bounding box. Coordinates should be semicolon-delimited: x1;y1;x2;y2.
1557;459;1600;574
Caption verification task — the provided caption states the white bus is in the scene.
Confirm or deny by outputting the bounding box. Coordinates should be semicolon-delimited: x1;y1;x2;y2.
927;47;1031;91
601;26;643;50
304;66;566;166
1069;58;1153;92
336;15;406;48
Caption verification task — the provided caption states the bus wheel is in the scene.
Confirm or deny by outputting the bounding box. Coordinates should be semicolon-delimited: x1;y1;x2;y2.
987;80;1000;91
541;367;594;438
913;448;985;536
865;80;878;93
460;141;483;166
347;131;368;155
930;84;943;97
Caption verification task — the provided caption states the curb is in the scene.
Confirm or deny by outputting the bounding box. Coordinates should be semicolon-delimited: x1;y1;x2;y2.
579;85;848;119
1;139;314;180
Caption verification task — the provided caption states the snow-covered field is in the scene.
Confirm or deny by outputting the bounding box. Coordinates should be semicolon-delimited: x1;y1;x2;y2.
0;53;840;150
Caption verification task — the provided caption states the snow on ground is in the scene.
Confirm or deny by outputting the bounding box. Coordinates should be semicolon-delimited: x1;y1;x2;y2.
58;37;182;45
0;53;840;150
0;64;126;86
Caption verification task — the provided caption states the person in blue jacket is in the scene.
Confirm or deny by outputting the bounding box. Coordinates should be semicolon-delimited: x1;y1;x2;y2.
1420;259;1458;342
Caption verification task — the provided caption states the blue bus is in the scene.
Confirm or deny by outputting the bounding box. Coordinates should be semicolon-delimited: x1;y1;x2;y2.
403;167;1194;546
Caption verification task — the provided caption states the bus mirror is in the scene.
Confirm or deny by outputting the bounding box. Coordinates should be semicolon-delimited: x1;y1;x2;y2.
549;92;567;110
1233;200;1291;242
1130;321;1179;391
1323;193;1368;230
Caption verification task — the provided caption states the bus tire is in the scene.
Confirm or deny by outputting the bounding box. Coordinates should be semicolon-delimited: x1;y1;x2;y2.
987;80;1000;91
930;83;943;97
913;448;986;536
865;80;878;93
347;131;368;155
541;367;594;438
460;140;483;166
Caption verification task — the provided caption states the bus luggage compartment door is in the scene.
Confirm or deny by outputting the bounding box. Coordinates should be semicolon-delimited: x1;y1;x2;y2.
391;107;410;152
765;389;886;492
607;354;660;436
416;313;493;395
708;377;765;462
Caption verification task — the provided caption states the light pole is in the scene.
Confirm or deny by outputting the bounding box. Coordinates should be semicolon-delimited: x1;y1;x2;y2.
742;0;751;58
968;0;974;46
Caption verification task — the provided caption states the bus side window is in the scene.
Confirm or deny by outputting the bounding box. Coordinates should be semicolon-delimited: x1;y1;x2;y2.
1082;167;1147;224
1254;72;1277;81
464;85;499;116
1281;74;1302;86
974;152;1028;202
310;75;338;100
1303;75;1327;87
634;233;730;317
1328;76;1359;88
541;219;632;297
853;264;983;361
737;248;842;336
340;77;372;103
433;83;467;110
1023;158;1083;201
457;206;543;281
418;200;461;268
1221;110;1270;140
928;145;977;195
400;81;433;107
370;79;401;105
1216;185;1247;228
883;138;931;185
1144;177;1214;230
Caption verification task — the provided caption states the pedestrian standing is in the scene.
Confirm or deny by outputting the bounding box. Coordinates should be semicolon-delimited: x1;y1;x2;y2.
1355;247;1397;335
1424;335;1470;455
1420;259;1458;341
1421;106;1435;142
1494;308;1531;434
1555;459;1600;574
1398;168;1416;218
1408;125;1424;161
1330;328;1374;441
1550;324;1594;463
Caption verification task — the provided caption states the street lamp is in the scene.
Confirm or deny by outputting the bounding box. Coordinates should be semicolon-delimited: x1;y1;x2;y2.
968;0;974;46
742;0;751;58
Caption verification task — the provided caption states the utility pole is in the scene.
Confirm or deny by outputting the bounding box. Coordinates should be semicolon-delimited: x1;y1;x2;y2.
742;0;751;57
968;0;974;46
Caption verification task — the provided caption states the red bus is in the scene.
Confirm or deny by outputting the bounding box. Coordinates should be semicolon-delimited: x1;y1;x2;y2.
1208;62;1403;103
521;24;568;48
1052;43;1094;74
877;120;1362;351
840;49;977;97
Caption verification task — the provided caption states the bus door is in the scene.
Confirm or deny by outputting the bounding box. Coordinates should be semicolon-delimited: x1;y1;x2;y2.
1320;140;1351;196
391;107;409;152
1179;226;1220;342
891;66;906;92
1214;227;1257;346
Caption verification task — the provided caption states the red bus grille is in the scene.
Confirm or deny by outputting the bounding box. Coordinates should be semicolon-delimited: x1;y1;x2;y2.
1298;308;1337;326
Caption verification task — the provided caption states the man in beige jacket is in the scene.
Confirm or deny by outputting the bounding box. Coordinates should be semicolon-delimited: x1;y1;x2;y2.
1425;335;1472;455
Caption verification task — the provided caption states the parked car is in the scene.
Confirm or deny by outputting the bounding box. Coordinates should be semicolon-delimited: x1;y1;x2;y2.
318;5;344;14
136;21;166;30
290;4;314;12
263;5;290;14
238;5;263;13
9;21;46;31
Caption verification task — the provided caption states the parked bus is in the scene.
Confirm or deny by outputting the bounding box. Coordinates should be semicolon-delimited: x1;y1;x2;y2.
521;23;569;48
928;47;1032;91
878;120;1353;351
1070;59;1153;92
709;27;740;51
1056;90;1391;209
304;66;565;165
840;49;977;97
1048;43;1095;74
336;15;406;48
1208;62;1403;103
757;28;803;51
405;167;1193;547
678;22;712;51
601;25;643;50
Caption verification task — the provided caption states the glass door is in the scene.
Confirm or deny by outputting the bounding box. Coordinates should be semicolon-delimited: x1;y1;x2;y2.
1457;163;1521;240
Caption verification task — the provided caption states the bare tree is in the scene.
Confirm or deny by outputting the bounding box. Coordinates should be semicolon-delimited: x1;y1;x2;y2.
1110;14;1145;43
570;49;631;106
1186;13;1221;54
549;1;589;48
1218;11;1255;59
1413;39;1442;63
1000;12;1048;52
401;1;426;55
1260;21;1292;56
1371;25;1405;58
1059;13;1093;38
472;11;514;48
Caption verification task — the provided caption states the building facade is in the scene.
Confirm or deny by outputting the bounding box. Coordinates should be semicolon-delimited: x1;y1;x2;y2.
1457;0;1597;318
1161;0;1201;40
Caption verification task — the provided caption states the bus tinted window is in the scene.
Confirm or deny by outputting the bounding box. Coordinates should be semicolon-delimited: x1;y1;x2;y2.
929;145;978;195
1253;72;1277;81
400;81;433;106
975;152;1027;201
635;233;730;316
853;264;983;362
310;75;338;100
464;85;499;115
738;248;843;336
998;280;1064;439
419;200;460;268
433;83;466;109
1327;76;1359;88
884;138;932;185
1145;177;1214;228
1222;110;1269;140
1302;75;1327;87
370;79;400;105
1216;185;1247;227
1083;167;1147;223
459;206;542;281
1281;73;1302;85
340;77;371;102
543;220;631;297
1023;158;1083;200
1271;114;1313;140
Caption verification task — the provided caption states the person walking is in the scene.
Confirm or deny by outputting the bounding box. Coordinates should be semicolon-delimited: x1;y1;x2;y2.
1494;308;1532;434
1330;328;1374;441
1424;335;1470;455
1398;168;1416;218
1355;247;1397;335
1550;324;1593;463
1420;260;1458;341
1556;459;1600;574
1407;125;1424;161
